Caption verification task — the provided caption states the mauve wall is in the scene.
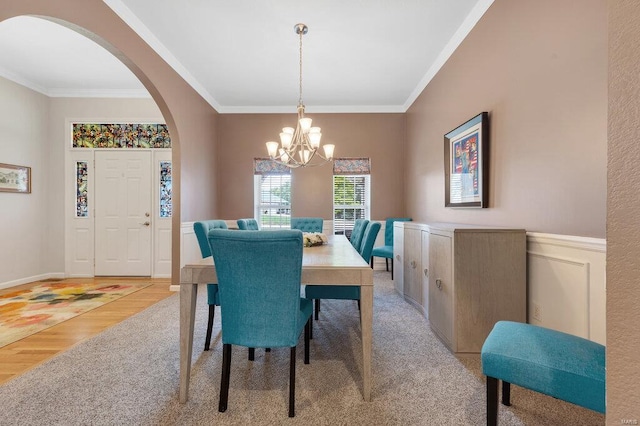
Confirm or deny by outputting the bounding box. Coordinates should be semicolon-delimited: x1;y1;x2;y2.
405;0;607;237
608;0;640;420
217;113;405;220
0;0;219;283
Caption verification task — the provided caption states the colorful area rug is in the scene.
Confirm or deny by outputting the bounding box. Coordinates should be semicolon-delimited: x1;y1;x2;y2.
0;280;151;347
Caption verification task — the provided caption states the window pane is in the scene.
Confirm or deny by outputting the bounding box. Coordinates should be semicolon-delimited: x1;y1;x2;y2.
256;174;291;229
333;174;370;235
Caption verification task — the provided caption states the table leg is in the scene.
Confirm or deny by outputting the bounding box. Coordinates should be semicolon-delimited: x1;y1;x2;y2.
179;283;198;403
360;284;373;402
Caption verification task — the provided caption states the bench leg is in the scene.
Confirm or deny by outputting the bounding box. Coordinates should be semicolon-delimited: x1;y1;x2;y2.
502;381;511;406
487;376;499;426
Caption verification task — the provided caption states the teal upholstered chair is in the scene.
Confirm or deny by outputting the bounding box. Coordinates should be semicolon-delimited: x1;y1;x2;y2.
305;221;381;321
349;219;369;252
193;220;227;351
237;218;259;230
290;217;323;233
370;217;412;280
207;229;312;418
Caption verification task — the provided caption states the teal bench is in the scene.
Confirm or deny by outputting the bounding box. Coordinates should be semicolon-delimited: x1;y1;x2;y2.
481;321;605;425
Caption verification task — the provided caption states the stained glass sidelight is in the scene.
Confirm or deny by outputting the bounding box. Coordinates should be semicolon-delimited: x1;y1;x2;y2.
76;161;88;217
160;161;172;217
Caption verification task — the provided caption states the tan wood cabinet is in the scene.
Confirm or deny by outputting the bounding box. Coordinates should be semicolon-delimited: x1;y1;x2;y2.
393;222;429;316
393;222;405;296
420;230;429;319
427;223;526;354
403;223;423;309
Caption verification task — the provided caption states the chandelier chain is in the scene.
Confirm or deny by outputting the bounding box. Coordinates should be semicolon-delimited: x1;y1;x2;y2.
298;28;303;106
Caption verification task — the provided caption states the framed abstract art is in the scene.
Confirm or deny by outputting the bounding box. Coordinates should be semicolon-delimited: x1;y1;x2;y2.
444;112;489;208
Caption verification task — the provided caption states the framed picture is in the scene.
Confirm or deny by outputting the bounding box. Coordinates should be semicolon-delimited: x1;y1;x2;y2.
0;163;32;193
444;112;488;208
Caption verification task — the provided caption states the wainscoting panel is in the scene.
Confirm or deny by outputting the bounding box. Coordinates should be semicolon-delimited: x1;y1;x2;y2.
180;222;200;269
527;233;606;345
178;226;607;344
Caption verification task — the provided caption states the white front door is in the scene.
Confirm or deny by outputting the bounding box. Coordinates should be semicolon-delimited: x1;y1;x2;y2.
95;151;152;276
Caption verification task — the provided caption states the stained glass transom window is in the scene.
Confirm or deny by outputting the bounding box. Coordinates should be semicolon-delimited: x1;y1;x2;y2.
72;123;171;148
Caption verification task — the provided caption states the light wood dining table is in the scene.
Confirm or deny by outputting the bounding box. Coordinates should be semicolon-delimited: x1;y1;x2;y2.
179;234;374;403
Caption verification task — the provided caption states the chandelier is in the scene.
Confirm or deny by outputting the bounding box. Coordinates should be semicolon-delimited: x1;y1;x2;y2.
266;23;335;168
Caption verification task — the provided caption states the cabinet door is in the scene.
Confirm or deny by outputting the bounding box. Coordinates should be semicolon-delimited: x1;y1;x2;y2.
393;223;404;295
421;230;429;319
429;232;454;348
403;227;422;305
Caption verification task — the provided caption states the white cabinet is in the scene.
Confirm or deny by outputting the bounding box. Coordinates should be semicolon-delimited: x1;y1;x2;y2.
427;224;526;354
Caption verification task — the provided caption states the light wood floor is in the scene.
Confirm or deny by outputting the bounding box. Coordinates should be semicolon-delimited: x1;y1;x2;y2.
0;277;174;385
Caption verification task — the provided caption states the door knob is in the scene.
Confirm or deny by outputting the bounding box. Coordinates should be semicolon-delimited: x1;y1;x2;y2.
145;212;150;217
141;221;150;226
435;279;442;290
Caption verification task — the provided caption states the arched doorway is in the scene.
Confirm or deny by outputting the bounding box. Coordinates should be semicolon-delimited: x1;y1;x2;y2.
0;2;220;287
0;15;172;279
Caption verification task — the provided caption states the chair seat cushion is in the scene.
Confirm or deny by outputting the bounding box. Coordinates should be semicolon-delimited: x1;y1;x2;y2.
481;321;605;413
305;285;360;301
371;245;393;259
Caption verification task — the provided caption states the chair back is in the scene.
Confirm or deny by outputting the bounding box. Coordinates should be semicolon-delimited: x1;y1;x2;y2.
237;218;259;230
383;217;412;246
350;219;369;252
193;220;228;258
359;221;381;264
290;217;323;233
207;229;304;348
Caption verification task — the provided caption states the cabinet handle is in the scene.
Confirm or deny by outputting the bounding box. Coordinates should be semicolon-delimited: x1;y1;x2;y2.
435;279;442;290
424;268;428;277
410;260;416;269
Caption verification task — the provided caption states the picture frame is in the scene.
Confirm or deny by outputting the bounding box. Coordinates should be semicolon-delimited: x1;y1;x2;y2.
444;112;488;208
0;163;32;193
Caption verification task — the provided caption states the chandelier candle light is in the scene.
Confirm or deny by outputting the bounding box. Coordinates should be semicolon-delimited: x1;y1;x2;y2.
265;23;335;168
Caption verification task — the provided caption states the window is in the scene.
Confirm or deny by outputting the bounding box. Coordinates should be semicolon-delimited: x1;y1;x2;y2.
254;159;291;229
333;158;371;237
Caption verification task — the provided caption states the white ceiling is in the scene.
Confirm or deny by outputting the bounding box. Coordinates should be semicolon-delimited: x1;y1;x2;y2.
0;0;493;113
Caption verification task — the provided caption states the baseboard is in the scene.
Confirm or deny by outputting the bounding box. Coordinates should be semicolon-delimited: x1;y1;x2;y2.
0;272;66;290
169;284;180;292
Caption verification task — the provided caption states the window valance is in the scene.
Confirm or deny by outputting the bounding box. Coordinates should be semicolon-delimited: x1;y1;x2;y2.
254;158;292;175
333;158;371;175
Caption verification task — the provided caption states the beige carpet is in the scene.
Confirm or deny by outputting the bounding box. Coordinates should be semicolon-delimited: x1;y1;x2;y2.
0;272;604;425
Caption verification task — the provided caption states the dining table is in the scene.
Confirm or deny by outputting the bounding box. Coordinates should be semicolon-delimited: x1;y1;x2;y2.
178;234;375;403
